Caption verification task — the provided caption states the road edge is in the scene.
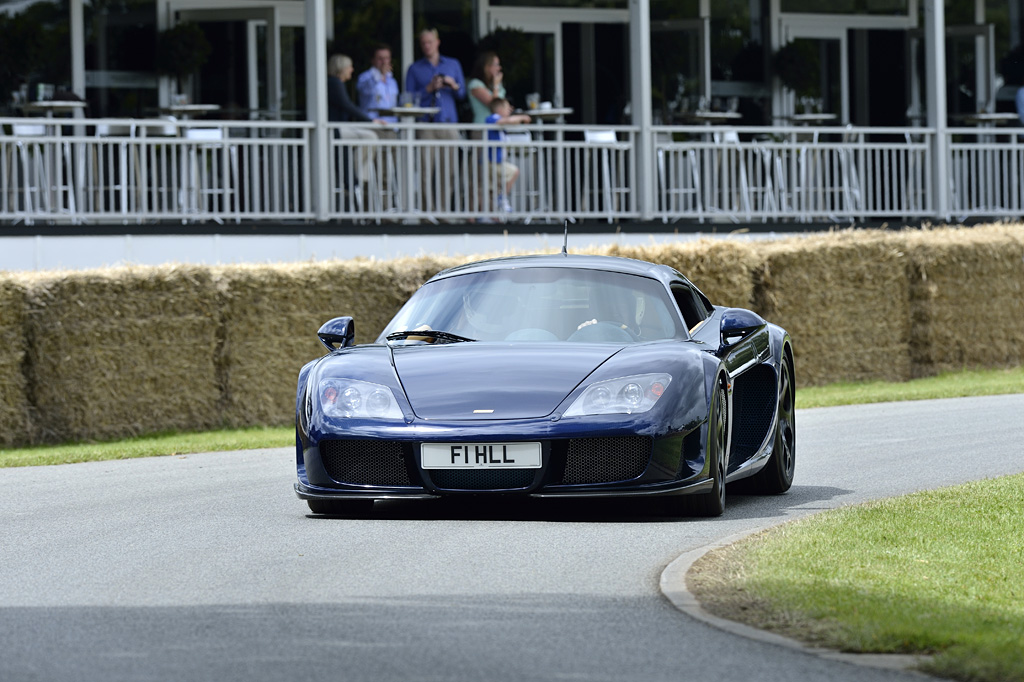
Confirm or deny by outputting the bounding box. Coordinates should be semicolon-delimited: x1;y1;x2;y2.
659;525;936;676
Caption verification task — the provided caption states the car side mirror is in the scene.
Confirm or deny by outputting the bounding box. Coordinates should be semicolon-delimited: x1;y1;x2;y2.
720;308;766;349
318;316;355;351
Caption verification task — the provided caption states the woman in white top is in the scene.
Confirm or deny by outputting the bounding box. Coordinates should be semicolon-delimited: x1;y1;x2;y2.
468;51;506;125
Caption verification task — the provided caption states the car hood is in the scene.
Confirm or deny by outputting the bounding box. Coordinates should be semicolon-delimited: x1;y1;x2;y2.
392;343;621;420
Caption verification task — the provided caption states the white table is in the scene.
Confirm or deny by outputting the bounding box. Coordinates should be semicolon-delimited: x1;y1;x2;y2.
682;110;742;125
961;112;1019;126
21;100;88;117
160;104;222;120
524;106;573;123
789;113;838;126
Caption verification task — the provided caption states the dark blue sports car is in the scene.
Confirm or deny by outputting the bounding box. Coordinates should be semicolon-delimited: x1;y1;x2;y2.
294;253;795;516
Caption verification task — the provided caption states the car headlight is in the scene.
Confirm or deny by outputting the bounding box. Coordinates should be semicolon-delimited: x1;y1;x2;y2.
319;379;403;419
563;373;671;417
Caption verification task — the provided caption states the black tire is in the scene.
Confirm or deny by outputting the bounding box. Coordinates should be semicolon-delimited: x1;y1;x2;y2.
306;498;374;516
747;355;796;494
670;381;728;518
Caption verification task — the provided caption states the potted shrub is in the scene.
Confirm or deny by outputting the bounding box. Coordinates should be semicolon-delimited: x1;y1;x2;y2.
773;40;820;98
155;22;212;101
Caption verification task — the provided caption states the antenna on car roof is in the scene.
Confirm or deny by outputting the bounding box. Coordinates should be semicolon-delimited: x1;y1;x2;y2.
561;218;569;255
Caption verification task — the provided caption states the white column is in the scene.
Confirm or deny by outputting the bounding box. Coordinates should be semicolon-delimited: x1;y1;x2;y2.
700;0;711;103
306;0;329;221
401;0;414;88
630;0;654;221
769;0;782;123
267;8;282;117
247;21;259;116
975;0;987;111
157;0;171;108
70;0;85;100
924;0;949;220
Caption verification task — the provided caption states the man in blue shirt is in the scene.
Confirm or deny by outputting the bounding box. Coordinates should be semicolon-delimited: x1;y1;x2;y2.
405;28;466;123
405;28;466;214
357;44;399;128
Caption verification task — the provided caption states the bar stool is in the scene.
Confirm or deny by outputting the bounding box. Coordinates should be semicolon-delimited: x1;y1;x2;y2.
583;130;628;223
183;127;239;222
91;122;138;217
12;123;77;222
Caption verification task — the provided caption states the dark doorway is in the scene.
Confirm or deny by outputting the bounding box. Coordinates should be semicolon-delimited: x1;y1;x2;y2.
850;29;907;127
563;23;630;125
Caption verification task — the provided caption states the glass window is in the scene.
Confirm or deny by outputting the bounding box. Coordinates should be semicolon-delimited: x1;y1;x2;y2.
87;0;157;117
652;0;699;21
781;0;908;13
331;0;402;81
490;0;626;7
380;268;683;343
1;1;72;113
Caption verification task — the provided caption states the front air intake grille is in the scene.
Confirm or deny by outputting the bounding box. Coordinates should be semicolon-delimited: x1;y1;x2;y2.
560;436;652;484
428;469;535;491
319;439;412;486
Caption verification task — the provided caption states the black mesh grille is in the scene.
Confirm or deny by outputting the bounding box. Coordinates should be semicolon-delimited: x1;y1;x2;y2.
319;439;412;486
731;365;778;461
561;436;652;484
428;469;535;490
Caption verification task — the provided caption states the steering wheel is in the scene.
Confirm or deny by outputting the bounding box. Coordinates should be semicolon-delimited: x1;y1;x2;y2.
567;321;638;343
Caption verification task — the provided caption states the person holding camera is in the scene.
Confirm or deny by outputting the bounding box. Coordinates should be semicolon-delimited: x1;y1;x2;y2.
405;28;466;214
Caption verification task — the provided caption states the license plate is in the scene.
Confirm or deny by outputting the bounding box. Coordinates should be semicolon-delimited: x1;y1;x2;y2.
421;442;542;469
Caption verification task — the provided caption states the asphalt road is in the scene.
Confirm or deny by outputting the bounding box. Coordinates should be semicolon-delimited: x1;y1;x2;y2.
2;394;1023;682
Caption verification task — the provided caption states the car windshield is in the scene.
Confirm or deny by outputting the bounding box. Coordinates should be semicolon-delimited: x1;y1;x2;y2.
379;267;684;344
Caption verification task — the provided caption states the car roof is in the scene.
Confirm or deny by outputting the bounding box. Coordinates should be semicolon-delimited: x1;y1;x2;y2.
430;253;692;288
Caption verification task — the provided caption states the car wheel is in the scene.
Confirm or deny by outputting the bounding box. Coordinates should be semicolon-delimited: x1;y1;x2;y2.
670;381;728;518
747;356;796;494
306;499;374;516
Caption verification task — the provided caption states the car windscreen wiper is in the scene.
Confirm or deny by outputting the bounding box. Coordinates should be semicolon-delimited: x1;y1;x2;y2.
385;330;477;344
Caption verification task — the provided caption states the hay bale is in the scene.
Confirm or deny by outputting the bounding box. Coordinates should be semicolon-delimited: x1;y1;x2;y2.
902;223;1024;377
0;274;32;447
217;256;456;427
24;265;222;443
598;240;760;308
754;231;911;387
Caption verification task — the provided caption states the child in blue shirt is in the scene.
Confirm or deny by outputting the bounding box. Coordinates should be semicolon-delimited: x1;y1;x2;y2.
485;97;531;211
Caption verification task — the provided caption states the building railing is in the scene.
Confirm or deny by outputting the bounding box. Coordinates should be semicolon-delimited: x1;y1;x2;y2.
3;116;1021;226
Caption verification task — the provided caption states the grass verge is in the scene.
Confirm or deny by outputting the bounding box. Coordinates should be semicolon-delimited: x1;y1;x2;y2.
0;426;293;468
1;366;1021;469
797;365;1024;408
689;473;1024;682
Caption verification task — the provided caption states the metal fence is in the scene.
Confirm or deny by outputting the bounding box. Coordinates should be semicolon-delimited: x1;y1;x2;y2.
2;118;312;224
4;116;1022;226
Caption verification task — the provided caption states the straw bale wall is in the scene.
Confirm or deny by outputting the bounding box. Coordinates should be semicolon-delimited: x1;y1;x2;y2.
22;266;222;443
902;225;1024;377
749;232;912;386
0;274;31;446
2;224;1021;447
217;257;455;427
600;240;759;308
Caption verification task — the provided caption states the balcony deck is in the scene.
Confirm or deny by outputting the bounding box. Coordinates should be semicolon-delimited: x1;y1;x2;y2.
2;117;1021;227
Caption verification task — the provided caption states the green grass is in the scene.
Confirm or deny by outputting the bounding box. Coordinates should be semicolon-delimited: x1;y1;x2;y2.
0;425;292;468
2;366;1021;469
797;365;1024;408
690;474;1024;682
